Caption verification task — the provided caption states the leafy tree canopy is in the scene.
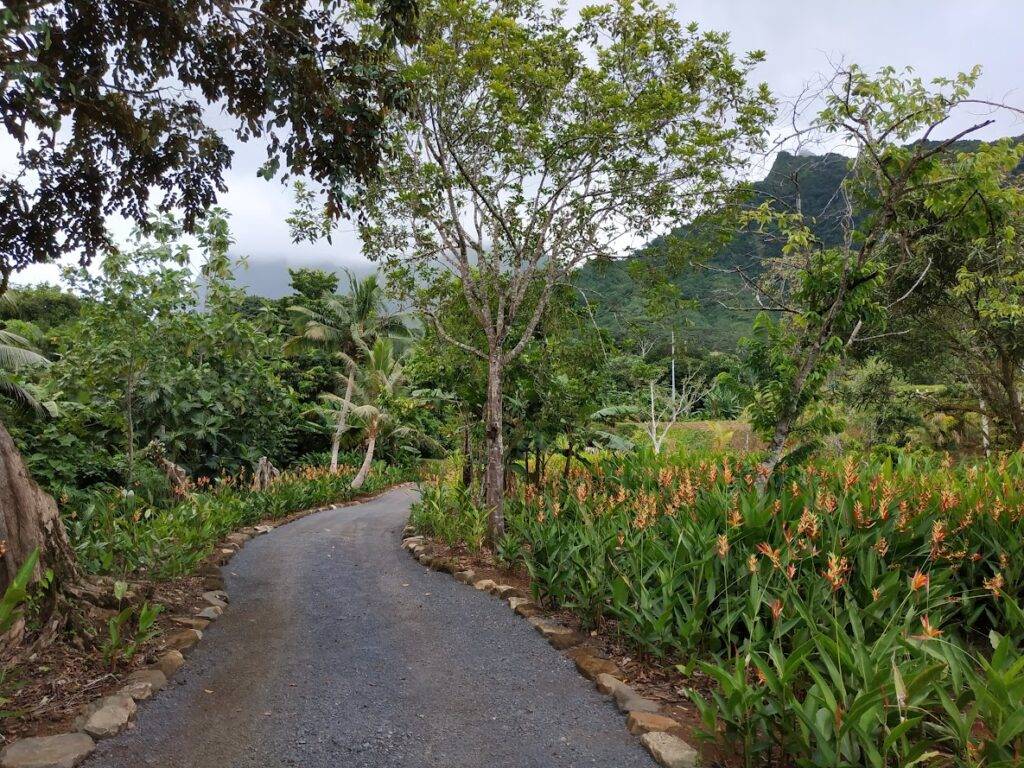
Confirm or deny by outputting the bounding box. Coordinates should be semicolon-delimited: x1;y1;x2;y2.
0;0;418;287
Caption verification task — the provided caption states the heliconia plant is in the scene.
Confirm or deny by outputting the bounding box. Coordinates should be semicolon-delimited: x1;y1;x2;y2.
414;448;1024;766
67;462;415;579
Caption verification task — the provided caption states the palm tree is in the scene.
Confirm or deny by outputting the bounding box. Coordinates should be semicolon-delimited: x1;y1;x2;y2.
0;326;55;417
337;337;415;489
287;271;412;472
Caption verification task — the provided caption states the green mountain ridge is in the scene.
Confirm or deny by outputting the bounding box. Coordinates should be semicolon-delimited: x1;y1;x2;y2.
576;136;1024;357
574;149;851;355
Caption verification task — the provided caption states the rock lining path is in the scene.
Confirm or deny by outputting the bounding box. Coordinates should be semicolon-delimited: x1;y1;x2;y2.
86;487;653;767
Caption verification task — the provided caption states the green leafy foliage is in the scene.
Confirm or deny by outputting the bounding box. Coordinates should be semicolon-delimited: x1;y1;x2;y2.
69;463;415;579
0;548;38;634
410;481;488;551
416;448;1024;765
102;601;163;670
1;0;416;275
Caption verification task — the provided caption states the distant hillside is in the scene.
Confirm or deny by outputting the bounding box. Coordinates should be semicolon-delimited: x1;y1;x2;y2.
574;150;851;355
577;137;1024;356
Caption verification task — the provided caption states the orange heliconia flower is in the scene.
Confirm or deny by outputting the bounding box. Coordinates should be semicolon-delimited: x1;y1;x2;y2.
575;483;589;503
797;508;819;540
819;491;838;514
930;521;947;559
727;495;743;528
909;570;930;592
716;534;730;559
756;542;782;569
852;500;865;528
842;457;858;491
823;553;849;592
917;615;942;639
984;572;1005;597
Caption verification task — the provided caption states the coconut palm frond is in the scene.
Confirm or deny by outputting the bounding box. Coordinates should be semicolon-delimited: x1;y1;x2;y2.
348;271;381;324
0;329;50;370
286;296;351;354
381;316;412;337
0;328;32;347
319;392;347;407
348;325;372;358
347;403;381;421
287;304;322;320
302;322;347;344
336;351;358;373
0;381;57;418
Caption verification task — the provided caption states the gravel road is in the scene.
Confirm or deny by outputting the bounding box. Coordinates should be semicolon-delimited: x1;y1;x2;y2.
86;486;654;768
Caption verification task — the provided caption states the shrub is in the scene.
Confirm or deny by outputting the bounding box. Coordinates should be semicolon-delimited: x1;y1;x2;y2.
414;449;1024;765
410;481;488;551
66;462;413;578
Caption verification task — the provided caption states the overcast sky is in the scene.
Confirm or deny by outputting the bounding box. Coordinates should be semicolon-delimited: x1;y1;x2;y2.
15;0;1024;289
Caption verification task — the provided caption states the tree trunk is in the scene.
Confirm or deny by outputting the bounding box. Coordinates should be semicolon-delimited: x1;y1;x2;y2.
756;330;830;490
461;419;473;488
0;422;153;654
997;349;1024;446
0;420;80;597
484;355;505;542
251;456;280;492
351;419;378;490
329;370;356;473
756;413;795;492
532;441;542;488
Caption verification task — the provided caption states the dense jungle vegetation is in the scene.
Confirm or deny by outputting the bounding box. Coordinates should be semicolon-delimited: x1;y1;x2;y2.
3;0;1024;764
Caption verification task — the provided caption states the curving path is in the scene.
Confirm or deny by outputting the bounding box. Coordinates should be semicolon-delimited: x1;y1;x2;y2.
87;486;653;768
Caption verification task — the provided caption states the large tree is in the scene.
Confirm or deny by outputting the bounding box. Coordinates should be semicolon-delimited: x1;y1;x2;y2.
880;141;1024;447
0;0;416;609
339;0;772;538
734;66;1024;481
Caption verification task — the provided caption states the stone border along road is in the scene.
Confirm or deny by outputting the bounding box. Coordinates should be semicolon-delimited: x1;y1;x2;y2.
405;521;701;768
4;485;688;768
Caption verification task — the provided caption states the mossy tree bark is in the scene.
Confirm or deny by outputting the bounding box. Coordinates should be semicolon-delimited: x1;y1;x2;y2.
0;420;80;597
